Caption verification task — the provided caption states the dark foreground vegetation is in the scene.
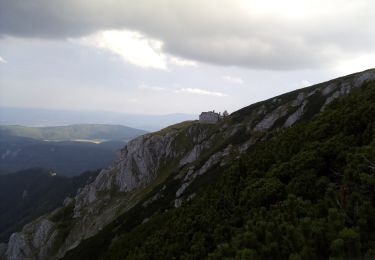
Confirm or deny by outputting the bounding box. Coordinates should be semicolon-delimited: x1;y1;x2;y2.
0;168;98;242
64;81;375;259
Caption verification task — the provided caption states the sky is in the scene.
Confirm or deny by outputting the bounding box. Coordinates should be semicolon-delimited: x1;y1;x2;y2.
0;0;374;115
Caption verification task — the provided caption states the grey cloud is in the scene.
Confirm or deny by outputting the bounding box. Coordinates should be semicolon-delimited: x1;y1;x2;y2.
1;0;374;70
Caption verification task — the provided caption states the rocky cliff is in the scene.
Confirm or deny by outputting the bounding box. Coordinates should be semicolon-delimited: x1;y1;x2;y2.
2;69;374;260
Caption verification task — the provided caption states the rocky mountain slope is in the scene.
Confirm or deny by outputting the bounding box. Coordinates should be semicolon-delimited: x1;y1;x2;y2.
1;69;374;260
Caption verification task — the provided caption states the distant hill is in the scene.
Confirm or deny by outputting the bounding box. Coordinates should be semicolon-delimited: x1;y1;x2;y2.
0;124;147;142
0;168;99;243
0;108;195;131
0;124;147;176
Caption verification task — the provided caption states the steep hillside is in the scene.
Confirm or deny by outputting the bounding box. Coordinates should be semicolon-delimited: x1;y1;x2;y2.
1;69;374;260
97;76;375;259
0;168;99;243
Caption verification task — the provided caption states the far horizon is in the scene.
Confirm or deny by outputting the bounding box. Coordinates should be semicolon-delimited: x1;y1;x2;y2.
1;68;374;131
0;106;197;131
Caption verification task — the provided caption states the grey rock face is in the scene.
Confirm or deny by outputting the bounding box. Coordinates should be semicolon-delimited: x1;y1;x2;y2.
321;83;336;96
254;70;375;132
31;219;55;249
5;233;32;260
5;235;27;260
38;230;58;260
321;71;375;112
353;70;375;87
63;197;74;207
5;219;56;260
284;101;308;127
177;144;234;205
74;132;177;217
291;92;306;107
254;106;289;131
176;182;190;198
179;140;211;167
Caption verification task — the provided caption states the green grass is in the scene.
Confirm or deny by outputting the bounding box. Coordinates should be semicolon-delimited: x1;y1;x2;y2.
59;71;375;260
153;120;195;136
98;80;375;260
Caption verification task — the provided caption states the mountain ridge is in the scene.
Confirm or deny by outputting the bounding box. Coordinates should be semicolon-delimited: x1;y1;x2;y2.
1;68;374;260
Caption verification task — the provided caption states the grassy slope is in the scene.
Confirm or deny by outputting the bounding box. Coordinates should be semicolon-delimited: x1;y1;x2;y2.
66;81;375;259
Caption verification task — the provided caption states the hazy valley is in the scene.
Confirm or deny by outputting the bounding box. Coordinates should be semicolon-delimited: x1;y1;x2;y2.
0;124;147;176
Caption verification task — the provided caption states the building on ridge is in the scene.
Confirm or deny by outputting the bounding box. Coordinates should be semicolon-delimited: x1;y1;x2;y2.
199;110;221;123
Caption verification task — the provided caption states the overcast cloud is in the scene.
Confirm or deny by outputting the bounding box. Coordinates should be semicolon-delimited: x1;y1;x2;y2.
1;0;374;70
0;56;7;64
0;0;374;117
